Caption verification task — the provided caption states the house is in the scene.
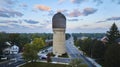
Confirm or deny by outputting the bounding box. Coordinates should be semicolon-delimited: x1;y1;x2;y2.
3;45;19;55
10;45;19;54
3;47;11;55
101;36;108;43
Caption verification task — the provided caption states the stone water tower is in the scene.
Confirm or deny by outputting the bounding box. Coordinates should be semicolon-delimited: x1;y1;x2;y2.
52;12;66;56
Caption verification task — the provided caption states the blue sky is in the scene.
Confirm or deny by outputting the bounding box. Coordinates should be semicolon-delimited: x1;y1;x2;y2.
0;0;120;33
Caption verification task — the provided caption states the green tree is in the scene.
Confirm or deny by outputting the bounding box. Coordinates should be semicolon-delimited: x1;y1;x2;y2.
81;38;93;56
32;38;45;51
8;33;20;44
106;23;120;44
23;38;45;62
104;44;120;67
92;40;106;59
75;39;83;47
0;32;9;55
22;44;38;62
18;34;31;51
69;58;88;67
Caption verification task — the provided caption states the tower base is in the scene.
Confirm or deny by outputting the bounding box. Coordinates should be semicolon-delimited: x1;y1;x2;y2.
53;28;66;56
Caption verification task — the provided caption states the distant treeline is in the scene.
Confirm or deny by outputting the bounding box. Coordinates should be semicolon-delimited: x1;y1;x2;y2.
72;33;105;40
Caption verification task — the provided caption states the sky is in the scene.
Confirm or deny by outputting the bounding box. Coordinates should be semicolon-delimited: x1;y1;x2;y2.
0;0;120;33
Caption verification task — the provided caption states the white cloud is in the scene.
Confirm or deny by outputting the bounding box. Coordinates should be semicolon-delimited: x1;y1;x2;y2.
34;4;51;11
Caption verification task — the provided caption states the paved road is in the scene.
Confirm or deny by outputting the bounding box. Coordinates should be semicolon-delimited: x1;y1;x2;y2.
52;57;71;63
0;53;25;67
66;35;96;67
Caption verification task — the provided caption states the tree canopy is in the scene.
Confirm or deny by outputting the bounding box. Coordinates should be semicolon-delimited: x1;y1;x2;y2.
22;38;45;62
104;44;120;67
106;23;120;44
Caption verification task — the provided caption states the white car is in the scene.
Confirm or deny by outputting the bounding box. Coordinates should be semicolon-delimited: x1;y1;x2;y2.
39;54;47;59
1;56;7;60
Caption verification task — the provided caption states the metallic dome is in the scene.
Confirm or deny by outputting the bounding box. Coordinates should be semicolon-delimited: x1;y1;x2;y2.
52;12;66;28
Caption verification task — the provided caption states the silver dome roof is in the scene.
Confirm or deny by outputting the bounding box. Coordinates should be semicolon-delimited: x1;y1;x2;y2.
52;12;66;28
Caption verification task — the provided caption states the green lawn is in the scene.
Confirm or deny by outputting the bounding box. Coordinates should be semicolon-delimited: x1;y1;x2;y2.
20;62;70;67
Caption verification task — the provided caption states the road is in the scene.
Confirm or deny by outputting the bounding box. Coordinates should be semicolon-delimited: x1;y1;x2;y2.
0;53;25;67
52;57;70;63
66;34;96;67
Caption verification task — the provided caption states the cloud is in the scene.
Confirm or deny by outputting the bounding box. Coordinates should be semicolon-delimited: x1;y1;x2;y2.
96;16;120;23
57;9;68;13
111;0;120;4
68;8;97;17
24;19;39;24
0;8;23;17
107;17;120;21
96;20;106;23
68;18;79;21
83;24;89;27
19;3;27;8
0;13;10;17
70;0;86;4
48;10;55;16
93;0;103;5
58;0;65;4
0;0;17;8
69;9;81;17
82;8;97;16
34;4;51;11
0;20;18;23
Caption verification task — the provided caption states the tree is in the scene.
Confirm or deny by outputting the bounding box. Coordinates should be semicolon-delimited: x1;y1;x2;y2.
22;44;38;62
22;38;45;62
69;58;88;67
92;40;106;59
81;38;93;56
46;53;52;63
104;44;120;67
0;32;9;55
75;39;83;47
8;33;20;44
106;23;120;44
18;34;31;52
32;38;45;51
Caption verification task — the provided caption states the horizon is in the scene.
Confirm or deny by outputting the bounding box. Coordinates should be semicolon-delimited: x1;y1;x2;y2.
0;0;120;33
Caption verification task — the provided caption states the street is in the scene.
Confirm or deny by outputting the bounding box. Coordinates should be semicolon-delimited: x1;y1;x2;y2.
66;34;96;67
0;53;25;67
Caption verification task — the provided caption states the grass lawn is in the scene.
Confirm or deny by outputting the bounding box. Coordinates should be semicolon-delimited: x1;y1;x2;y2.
20;62;70;67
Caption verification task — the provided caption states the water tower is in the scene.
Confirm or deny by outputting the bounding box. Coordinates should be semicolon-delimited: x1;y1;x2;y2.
52;12;66;56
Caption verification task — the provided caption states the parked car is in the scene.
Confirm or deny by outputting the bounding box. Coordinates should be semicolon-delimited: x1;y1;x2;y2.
0;55;8;60
39;54;47;59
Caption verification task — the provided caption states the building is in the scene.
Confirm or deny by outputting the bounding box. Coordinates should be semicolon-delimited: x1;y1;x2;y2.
10;45;19;54
52;12;66;56
101;36;108;43
3;45;19;55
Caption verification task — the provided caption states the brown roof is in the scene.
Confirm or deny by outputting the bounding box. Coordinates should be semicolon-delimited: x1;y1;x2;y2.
52;12;66;28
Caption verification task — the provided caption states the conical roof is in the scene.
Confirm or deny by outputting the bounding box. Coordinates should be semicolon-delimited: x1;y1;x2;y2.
52;12;66;28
